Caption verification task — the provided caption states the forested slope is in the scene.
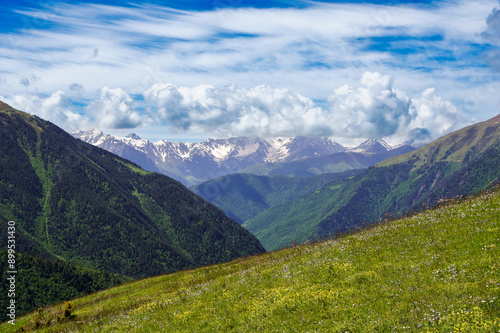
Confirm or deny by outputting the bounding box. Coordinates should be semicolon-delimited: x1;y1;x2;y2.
0;101;265;316
192;170;363;224
0;102;265;277
245;114;500;250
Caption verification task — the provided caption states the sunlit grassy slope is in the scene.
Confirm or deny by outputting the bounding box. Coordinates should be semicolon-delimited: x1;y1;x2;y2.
5;188;500;332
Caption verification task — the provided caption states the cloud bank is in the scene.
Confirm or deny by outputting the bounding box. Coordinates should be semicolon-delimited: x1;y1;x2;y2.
2;91;90;131
2;71;464;143
142;71;463;142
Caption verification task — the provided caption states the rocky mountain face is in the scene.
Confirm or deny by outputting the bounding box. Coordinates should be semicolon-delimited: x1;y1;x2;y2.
74;130;417;185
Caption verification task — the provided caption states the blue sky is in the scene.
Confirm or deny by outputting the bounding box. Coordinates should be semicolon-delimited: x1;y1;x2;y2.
1;0;499;144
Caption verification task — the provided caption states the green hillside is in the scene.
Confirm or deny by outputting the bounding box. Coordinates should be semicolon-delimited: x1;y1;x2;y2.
4;186;499;332
0;211;129;319
0;102;265;315
244;114;500;251
0;249;127;320
191;170;363;223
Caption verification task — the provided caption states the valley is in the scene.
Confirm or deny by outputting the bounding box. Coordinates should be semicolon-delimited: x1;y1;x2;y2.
188;114;500;252
3;101;500;325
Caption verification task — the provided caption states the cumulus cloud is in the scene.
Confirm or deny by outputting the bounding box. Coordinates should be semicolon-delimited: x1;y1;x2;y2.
483;6;500;71
328;72;412;139
484;7;500;42
1;91;91;131
2;72;464;143
1;86;146;132
143;72;463;142
143;83;322;137
87;86;144;129
408;88;462;140
327;72;464;141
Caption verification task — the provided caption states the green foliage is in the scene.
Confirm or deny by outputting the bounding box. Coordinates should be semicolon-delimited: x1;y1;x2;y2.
59;301;75;322
4;187;499;332
192;170;362;223
16;301;77;330
0;249;126;319
115;159;151;175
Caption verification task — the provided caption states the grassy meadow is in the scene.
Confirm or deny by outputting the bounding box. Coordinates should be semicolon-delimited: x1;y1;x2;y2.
3;188;500;332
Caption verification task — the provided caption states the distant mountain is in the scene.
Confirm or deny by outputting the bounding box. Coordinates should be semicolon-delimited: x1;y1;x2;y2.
0;101;265;280
74;131;417;185
392;139;426;150
239;145;416;177
126;133;142;140
244;114;500;251
350;138;392;153
191;170;363;224
277;136;347;159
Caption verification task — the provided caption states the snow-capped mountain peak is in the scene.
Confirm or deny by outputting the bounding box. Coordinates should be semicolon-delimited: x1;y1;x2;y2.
393;139;426;149
73;130;418;186
351;139;392;153
126;133;142;140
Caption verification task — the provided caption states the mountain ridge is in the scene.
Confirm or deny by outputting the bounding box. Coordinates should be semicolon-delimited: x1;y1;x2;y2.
74;130;418;185
191;170;364;224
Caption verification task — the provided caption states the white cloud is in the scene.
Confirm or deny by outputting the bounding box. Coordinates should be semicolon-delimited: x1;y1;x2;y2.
143;83;319;137
1;71;467;143
87;87;144;129
328;72;412;139
328;72;467;142
1;87;146;132
1;91;91;131
142;72;464;142
408;88;462;139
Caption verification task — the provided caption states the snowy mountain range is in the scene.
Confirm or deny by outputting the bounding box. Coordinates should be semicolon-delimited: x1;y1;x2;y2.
73;130;421;185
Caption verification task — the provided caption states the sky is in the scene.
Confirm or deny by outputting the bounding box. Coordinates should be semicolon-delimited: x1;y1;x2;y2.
1;0;500;144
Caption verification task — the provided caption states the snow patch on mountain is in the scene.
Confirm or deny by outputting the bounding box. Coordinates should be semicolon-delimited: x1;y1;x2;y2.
210;144;233;160
351;139;392;153
73;130;421;185
235;143;260;157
